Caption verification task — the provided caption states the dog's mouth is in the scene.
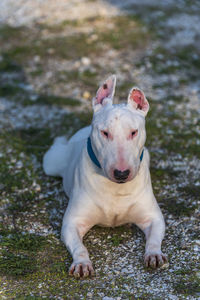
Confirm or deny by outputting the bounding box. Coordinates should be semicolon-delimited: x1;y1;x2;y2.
112;177;132;184
116;179;127;184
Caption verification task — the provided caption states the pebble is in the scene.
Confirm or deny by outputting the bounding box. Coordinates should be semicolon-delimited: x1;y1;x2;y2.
83;91;91;100
81;57;91;66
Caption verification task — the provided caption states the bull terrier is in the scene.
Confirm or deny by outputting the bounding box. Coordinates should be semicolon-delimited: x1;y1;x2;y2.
43;75;167;278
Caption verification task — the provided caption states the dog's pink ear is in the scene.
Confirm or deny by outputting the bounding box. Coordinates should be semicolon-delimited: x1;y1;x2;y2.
128;87;149;116
93;75;116;111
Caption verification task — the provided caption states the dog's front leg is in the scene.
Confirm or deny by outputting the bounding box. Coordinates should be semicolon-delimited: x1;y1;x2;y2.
137;216;168;268
61;220;94;278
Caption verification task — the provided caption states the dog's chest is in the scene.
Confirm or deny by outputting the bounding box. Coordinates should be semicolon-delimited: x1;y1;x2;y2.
97;194;136;227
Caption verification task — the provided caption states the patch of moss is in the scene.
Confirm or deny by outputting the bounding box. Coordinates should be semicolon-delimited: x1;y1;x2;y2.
36;94;80;106
0;163;34;192
0;56;21;72
7;191;38;213
145;100;199;158
16;296;44;300
0;78;81;107
0;128;51;160
1;232;46;252
0;84;25;97
0;250;37;276
151;166;179;180
148;45;200;77
107;226;130;246
161;134;200;158
178;184;200;198
0;15;150;70
173;276;200;296
60;111;93;137
97;16;150;50
30;68;43;77
163;197;197;217
174;268;194;276
40;19;80;33
5;33;98;63
58;69;97;89
0;25;26;41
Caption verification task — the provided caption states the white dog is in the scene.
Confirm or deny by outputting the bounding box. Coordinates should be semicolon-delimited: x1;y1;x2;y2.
43;75;167;278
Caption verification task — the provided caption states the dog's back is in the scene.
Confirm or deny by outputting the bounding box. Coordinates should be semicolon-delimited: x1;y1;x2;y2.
43;126;91;178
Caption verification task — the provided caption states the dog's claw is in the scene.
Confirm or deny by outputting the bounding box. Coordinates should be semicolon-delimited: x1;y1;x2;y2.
69;261;95;278
144;253;168;269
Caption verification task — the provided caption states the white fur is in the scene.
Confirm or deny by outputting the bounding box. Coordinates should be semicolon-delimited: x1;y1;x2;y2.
43;75;167;277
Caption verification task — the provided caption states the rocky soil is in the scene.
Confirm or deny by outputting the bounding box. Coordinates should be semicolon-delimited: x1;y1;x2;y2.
0;0;199;299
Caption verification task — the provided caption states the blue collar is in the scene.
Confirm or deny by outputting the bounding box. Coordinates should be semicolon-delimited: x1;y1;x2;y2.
87;137;144;169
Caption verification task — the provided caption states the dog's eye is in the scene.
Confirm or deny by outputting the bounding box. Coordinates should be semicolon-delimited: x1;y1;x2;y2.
131;130;138;137
101;131;109;138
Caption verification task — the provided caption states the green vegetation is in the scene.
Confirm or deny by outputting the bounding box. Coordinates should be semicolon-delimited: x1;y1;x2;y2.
173;276;200;296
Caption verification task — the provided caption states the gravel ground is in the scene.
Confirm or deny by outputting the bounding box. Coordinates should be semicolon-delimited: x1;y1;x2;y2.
0;0;199;299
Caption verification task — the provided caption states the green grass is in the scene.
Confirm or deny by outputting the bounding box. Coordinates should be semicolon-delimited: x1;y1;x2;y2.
178;184;200;198
0;251;37;276
0;84;25;97
0;56;21;72
0;15;150;67
162;197;197;217
97;16;150;50
173;276;200;296
0;25;26;41
0;82;81;106
1;231;46;252
147;45;200;76
36;94;81;106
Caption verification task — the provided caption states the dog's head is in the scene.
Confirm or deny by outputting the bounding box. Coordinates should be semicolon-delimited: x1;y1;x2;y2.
91;75;149;183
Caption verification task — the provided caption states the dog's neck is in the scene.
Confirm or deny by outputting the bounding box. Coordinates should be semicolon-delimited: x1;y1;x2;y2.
87;137;144;169
87;137;101;168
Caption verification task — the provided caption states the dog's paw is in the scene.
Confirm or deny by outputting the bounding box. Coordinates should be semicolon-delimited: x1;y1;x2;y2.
144;252;168;269
69;260;95;278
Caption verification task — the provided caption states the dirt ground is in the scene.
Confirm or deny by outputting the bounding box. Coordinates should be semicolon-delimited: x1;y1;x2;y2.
0;0;199;299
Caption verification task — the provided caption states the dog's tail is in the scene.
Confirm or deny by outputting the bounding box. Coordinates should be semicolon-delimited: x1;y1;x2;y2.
43;136;68;178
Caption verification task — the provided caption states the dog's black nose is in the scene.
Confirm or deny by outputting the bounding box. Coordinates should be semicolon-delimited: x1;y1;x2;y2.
114;169;130;181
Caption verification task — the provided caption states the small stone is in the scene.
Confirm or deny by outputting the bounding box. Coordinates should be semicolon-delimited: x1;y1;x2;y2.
88;34;98;42
30;94;38;101
122;64;130;71
168;294;178;300
81;57;91;66
83;91;91;100
46;71;53;79
35;185;41;192
160;262;169;269
74;61;81;68
34;55;40;63
16;160;23;169
87;292;93;297
47;48;55;54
